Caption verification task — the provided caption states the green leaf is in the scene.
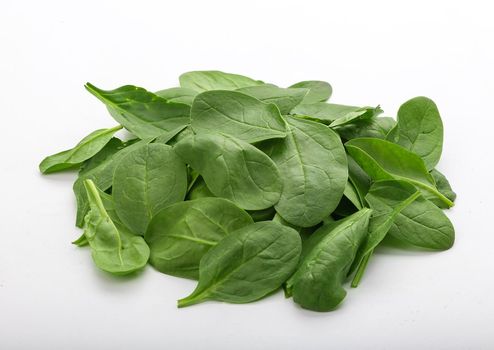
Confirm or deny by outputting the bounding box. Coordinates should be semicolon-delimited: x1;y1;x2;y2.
236;85;308;114
186;176;215;200
289;81;332;104
82;179;149;275
153;125;189;144
383;182;455;250
174;133;283;210
39;126;122;174
177;221;302;307
179;70;263;92
343;181;363;210
145;198;253;279
247;207;276;222
286;209;372;311
428;169;457;208
261;116;347;227
345;138;454;207
112;143;187;235
395;97;443;170
155;87;197;105
350;180;421;286
191;90;287;143
74;139;152;228
85;83;191;139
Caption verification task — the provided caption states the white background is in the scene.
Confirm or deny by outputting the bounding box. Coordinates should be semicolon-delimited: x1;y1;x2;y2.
1;0;493;349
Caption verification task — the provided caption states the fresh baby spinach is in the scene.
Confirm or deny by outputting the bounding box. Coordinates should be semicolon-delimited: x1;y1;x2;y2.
112;143;187;235
179;70;263;92
174;132;283;210
289;80;332;104
39;125;122;174
145;198;253;279
41;70;456;313
261;116;347;227
286;209;372;311
86;83;191;139
177;221;302;307
190;90;287;143
394;97;443;170
82;179;149;275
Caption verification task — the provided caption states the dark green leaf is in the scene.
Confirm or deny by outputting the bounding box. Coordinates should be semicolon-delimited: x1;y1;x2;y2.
39;126;122;174
179;70;263;92
145;198;253;279
191;90;287;143
174;133;283;210
177;221;302;307
262;116;347;227
113;143;187;235
85;83;191;139
286;209;372;311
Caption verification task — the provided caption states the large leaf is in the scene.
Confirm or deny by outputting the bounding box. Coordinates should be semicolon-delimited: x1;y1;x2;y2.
289;80;332;103
179;70;263;92
191;90;287;143
174;133;283;210
237;85;308;114
395;97;443;170
85;83;191;139
292;103;372;124
262;116;347;227
82;180;149;275
145;198;253;279
345;138;454;207
286;209;372;311
39;126;122;174
113;143;187;235
177;221;301;307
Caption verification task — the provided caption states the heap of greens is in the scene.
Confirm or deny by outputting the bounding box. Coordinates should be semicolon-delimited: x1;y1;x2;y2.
39;71;456;312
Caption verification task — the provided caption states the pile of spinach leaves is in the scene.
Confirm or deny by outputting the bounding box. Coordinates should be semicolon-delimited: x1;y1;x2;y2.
40;70;456;312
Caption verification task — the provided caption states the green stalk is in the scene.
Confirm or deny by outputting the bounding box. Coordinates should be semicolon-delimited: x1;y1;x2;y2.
351;250;372;288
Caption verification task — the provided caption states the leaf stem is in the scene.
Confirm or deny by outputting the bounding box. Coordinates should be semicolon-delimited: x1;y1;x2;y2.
351;250;373;288
402;178;454;208
177;295;204;308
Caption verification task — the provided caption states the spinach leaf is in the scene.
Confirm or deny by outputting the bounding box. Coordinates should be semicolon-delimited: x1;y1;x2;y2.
350;180;421;286
82;179;149;275
179;70;263;92
85;83;191;139
39;126;122;174
384;183;455;250
395;97;443;170
174;133;283;210
113;143;187;235
292;103;372;125
236;85;308;114
286;209;372;311
191;90;287;143
145;198;253;279
261;116;347;227
177;221;302;307
345;138;454;207
289;80;332;104
155;87;197;105
347;155;371;207
74;138;152;227
428;169;457;208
